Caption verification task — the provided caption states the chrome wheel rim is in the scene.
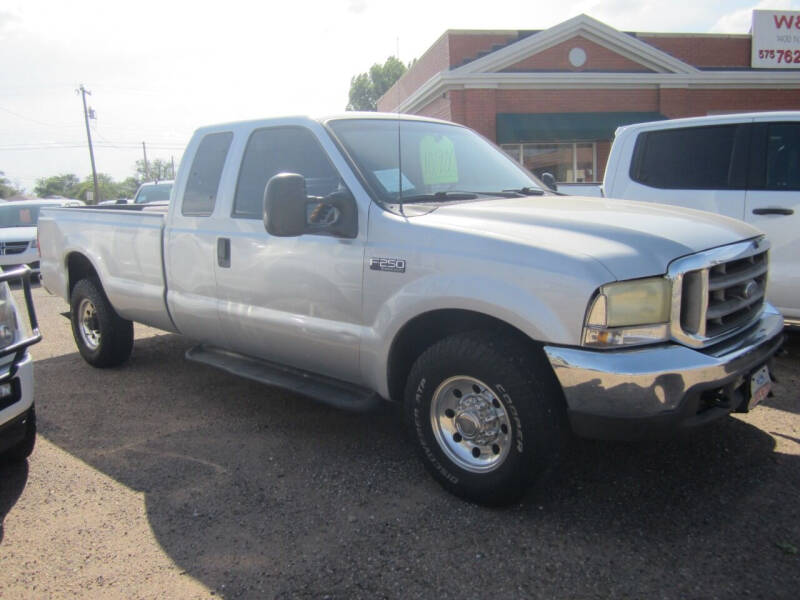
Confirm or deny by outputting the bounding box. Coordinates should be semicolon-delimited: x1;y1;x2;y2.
430;376;512;473
78;298;101;350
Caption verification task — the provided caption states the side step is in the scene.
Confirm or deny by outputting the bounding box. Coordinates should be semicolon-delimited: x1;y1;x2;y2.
185;344;382;412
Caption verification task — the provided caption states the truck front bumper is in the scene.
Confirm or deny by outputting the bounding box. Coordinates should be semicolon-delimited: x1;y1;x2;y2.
543;306;784;441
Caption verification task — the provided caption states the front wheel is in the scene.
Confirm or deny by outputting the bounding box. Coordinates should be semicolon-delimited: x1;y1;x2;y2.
70;278;133;367
405;331;566;505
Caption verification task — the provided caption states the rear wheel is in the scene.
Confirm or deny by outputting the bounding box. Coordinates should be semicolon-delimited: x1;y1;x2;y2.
70;278;133;367
405;331;566;505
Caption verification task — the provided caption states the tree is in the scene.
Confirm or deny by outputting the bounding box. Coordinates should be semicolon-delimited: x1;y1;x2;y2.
34;173;80;198
0;171;22;199
134;158;175;182
346;56;408;111
117;177;140;199
71;173;124;203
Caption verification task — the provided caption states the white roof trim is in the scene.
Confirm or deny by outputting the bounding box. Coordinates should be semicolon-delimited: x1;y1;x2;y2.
452;14;699;76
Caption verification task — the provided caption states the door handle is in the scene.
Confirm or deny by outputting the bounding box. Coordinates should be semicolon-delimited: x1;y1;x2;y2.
217;238;231;268
752;208;794;216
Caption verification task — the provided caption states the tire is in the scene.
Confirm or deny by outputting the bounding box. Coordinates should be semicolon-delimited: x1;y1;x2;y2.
404;331;566;505
1;406;36;463
70;278;133;367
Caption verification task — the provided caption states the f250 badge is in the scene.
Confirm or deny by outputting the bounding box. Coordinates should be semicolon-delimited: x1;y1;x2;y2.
369;257;406;273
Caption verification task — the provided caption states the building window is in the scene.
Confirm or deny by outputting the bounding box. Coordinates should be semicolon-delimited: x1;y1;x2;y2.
501;142;597;183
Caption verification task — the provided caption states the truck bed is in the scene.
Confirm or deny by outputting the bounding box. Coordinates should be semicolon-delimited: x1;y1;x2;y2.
38;207;175;332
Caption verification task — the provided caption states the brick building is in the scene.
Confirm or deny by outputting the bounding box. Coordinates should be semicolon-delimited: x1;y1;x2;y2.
377;14;800;184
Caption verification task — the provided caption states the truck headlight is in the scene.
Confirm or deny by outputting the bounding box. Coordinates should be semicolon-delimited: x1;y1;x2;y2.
0;282;19;350
582;277;671;348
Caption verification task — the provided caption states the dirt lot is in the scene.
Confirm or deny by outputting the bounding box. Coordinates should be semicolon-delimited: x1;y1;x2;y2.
1;286;798;599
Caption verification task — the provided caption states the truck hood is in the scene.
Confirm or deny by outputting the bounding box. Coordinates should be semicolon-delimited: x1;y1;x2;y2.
416;195;761;280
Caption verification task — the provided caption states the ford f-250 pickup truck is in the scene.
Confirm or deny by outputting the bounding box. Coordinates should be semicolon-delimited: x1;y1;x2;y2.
38;114;784;504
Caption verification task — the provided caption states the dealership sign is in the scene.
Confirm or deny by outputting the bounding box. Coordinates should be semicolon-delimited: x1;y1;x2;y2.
752;10;800;68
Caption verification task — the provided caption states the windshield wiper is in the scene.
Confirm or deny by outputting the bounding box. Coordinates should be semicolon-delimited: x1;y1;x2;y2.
501;187;545;196
399;191;480;204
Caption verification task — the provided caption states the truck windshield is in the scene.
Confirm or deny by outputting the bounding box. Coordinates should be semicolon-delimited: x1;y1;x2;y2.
327;119;544;207
135;183;172;204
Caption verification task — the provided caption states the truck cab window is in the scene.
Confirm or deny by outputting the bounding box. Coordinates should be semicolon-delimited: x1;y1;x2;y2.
181;131;233;216
234;126;343;219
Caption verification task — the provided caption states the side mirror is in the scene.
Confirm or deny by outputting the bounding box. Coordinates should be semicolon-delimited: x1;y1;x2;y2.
264;173;308;236
541;172;558;192
263;172;358;238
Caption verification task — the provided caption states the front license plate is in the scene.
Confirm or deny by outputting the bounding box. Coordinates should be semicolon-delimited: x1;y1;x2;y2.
748;365;771;410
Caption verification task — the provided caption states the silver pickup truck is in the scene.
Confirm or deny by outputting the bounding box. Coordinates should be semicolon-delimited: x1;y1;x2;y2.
38;114;784;504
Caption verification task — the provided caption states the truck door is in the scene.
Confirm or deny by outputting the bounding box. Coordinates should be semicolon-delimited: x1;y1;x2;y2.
745;120;800;320
212;125;365;384
164;130;234;347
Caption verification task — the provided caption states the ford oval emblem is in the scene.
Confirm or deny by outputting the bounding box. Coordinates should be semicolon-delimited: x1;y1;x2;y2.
742;280;758;300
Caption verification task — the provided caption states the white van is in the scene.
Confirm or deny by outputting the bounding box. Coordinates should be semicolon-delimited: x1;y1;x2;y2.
603;112;800;325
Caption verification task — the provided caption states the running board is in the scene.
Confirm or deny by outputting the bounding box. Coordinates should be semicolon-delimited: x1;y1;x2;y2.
185;344;382;412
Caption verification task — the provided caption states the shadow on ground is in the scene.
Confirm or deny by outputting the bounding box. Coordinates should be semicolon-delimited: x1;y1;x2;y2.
0;460;28;545
26;332;800;598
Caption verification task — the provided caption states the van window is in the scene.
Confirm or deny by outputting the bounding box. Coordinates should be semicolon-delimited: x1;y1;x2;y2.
630;125;740;189
181;132;233;216
765;123;800;190
233;126;343;219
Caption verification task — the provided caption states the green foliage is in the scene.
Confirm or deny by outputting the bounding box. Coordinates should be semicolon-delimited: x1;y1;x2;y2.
117;177;140;199
71;173;124;203
32;155;175;204
1;170;23;198
33;173;81;198
346;56;408;111
134;158;175;182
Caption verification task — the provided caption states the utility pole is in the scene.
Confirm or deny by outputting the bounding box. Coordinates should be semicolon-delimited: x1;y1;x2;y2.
171;156;175;179
77;84;100;204
142;141;149;180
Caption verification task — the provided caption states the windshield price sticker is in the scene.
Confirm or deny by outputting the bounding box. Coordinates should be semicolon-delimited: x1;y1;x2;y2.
751;10;800;68
420;135;459;185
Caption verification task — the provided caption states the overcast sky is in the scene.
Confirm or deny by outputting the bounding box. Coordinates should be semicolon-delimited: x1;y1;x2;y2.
1;0;798;194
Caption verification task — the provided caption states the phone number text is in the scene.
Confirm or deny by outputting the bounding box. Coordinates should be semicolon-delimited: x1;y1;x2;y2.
757;49;800;63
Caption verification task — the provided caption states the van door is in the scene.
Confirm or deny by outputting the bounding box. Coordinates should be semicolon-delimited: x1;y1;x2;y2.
745;120;800;320
211;125;365;384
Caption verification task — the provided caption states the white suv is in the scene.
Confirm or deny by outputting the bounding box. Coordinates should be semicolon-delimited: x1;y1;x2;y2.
603;112;800;325
0;199;83;278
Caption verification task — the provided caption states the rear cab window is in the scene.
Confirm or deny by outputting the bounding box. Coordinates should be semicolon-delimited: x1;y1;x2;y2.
181;131;233;216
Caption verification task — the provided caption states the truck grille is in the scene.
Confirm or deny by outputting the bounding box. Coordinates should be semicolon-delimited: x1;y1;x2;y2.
669;238;769;348
0;241;30;255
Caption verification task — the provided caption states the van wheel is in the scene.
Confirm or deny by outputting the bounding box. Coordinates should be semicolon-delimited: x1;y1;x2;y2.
1;406;36;463
70;278;133;367
404;331;566;505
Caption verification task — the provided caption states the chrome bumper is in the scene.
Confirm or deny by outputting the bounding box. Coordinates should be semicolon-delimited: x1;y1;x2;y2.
543;305;784;440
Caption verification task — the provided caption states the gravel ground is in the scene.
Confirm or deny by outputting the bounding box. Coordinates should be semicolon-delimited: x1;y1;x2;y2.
1;286;798;599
